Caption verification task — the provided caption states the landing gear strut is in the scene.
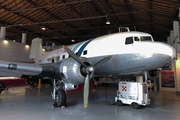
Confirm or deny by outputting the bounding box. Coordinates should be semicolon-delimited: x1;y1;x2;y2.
51;79;66;108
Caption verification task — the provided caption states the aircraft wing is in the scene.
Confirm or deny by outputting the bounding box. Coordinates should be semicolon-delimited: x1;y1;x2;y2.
0;60;54;77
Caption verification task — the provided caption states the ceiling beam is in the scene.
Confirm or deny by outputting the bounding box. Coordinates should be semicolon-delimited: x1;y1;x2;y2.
0;2;68;37
3;9;154;27
123;0;135;25
26;0;76;35
61;0;95;35
0;0;92;14
148;0;153;34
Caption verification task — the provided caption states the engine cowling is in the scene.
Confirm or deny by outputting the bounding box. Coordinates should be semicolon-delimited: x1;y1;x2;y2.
64;83;78;90
53;57;94;85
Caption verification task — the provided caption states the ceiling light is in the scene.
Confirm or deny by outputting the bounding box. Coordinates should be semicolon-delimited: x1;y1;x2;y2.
42;49;45;52
106;17;110;25
42;23;46;30
3;40;8;44
25;45;29;48
71;38;75;42
42;26;46;30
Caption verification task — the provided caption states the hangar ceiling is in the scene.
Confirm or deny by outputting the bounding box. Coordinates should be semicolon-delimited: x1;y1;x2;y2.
0;0;179;45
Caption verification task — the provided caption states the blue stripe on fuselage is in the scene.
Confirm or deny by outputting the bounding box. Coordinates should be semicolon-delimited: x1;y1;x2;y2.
72;42;84;53
77;39;94;57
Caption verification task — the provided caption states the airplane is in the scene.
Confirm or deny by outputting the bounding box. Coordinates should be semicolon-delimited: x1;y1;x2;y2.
0;31;176;108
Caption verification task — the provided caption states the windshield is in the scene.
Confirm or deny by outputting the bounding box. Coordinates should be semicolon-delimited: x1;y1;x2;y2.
140;36;152;41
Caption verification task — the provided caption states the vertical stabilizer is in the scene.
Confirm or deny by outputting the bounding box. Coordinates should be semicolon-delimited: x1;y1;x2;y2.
29;38;43;61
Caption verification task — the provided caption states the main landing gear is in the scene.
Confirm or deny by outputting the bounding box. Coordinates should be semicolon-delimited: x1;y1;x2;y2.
51;79;66;108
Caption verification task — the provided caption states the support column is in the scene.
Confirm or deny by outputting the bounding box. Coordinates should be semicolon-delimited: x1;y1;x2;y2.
52;43;55;50
0;27;6;40
167;37;170;45
173;21;180;94
170;31;174;48
22;33;27;44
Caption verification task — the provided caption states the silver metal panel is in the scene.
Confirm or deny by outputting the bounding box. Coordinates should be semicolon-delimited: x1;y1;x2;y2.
0;60;42;75
60;57;94;85
90;53;172;78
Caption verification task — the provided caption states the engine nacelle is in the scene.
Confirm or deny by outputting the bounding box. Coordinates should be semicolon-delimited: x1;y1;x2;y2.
64;83;78;90
53;57;94;85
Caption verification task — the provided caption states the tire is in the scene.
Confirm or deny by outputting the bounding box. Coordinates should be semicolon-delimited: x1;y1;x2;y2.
117;100;123;106
30;81;38;87
0;83;5;94
55;89;66;107
33;82;38;87
0;86;2;94
132;102;140;109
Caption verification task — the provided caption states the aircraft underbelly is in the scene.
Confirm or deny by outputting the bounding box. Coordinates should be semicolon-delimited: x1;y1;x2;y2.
90;53;161;77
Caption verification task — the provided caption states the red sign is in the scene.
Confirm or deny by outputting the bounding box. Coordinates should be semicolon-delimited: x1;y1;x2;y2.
122;86;127;91
161;71;175;88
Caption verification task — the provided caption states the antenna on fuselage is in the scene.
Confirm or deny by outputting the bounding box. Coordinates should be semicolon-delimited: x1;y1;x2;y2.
118;27;130;32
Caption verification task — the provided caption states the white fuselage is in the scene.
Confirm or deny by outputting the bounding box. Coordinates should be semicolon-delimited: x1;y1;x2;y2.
38;31;175;78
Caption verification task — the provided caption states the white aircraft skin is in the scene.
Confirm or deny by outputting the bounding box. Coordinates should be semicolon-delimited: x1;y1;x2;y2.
0;31;175;81
37;31;175;77
0;31;176;108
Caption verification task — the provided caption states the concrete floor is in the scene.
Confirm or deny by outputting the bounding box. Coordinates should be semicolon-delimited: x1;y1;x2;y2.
0;85;180;120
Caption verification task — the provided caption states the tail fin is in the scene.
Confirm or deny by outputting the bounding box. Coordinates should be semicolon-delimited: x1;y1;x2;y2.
29;38;43;61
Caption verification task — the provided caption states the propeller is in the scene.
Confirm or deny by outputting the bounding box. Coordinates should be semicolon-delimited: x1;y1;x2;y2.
63;45;112;108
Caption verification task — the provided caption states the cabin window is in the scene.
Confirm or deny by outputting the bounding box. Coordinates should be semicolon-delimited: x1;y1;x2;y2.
52;59;54;63
134;37;140;41
63;55;65;59
125;37;133;44
83;50;87;55
140;36;152;41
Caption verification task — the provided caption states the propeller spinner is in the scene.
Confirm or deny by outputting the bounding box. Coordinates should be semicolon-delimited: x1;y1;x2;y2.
63;45;112;108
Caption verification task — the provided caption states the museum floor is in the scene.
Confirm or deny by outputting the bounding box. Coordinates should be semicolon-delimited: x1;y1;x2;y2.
0;85;180;120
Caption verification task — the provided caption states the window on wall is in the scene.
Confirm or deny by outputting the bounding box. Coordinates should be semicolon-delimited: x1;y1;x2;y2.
63;55;65;59
134;37;140;41
52;59;54;63
140;36;152;41
83;50;87;55
125;37;133;45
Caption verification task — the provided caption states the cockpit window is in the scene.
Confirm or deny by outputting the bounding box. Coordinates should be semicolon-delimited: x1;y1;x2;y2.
125;37;133;45
140;36;152;41
134;37;140;41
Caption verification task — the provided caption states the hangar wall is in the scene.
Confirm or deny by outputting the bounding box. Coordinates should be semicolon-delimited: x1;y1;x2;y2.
164;21;180;94
0;39;32;62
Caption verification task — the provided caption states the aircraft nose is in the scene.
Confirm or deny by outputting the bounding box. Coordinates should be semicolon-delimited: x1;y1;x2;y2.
157;43;176;64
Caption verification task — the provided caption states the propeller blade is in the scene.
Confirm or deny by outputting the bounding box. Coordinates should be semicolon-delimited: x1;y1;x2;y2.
84;74;89;108
63;45;86;67
94;56;112;67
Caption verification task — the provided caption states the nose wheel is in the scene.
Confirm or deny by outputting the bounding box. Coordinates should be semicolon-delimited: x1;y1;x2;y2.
51;79;66;108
